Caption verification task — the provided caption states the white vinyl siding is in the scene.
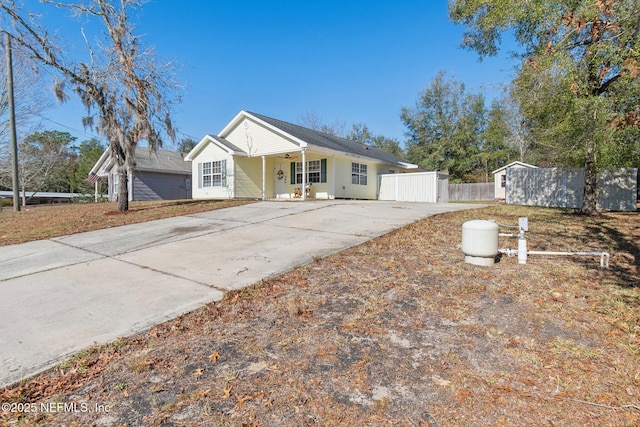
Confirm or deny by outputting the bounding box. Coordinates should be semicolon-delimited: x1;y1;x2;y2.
191;142;233;199
224;118;301;156
235;156;264;198
332;158;378;199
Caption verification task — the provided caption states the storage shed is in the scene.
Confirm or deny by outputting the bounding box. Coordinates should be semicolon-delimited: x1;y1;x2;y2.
492;161;538;200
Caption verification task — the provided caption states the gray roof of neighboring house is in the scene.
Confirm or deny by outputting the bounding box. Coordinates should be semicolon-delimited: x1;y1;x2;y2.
246;112;415;168
133;147;191;174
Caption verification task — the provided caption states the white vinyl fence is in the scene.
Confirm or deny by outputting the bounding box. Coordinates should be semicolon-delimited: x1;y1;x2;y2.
378;171;449;203
506;167;637;211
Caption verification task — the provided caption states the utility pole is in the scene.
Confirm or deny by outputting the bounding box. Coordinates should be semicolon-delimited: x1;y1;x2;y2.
5;32;20;212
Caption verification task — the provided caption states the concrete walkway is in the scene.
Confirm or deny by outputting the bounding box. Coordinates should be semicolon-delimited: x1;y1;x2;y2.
0;200;483;387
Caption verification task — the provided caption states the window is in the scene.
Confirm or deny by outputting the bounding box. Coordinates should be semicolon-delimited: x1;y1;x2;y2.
202;162;212;187
291;159;326;184
112;173;119;196
199;160;226;188
351;162;367;185
211;161;222;186
295;162;303;184
308;160;321;183
500;174;506;188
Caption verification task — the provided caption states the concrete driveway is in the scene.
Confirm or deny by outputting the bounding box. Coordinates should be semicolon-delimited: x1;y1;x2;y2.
0;200;483;387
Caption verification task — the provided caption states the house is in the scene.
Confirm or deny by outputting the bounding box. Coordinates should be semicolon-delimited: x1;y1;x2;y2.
90;146;192;202
492;161;538;200
185;111;419;200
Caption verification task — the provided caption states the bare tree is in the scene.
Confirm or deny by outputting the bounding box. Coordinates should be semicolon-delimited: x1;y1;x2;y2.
0;41;51;158
0;0;180;211
0;131;74;205
298;111;347;137
501;93;532;163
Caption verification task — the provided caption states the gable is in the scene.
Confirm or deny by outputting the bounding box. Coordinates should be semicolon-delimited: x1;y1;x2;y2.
221;116;303;156
185;135;246;161
492;161;538;175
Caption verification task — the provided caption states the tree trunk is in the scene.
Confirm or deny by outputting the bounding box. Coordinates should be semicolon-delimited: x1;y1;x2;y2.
117;165;129;212
580;140;598;215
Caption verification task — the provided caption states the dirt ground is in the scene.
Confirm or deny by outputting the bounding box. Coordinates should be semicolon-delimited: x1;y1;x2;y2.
0;203;639;426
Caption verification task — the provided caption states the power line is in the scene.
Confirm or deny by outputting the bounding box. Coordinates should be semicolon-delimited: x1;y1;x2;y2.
175;130;201;141
36;113;202;145
35;113;100;140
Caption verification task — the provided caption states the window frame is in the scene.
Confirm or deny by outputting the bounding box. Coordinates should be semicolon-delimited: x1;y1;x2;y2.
351;162;368;186
200;160;225;188
293;159;325;184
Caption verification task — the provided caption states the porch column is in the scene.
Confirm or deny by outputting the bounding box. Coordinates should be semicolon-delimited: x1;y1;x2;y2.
332;154;336;199
94;180;98;203
261;155;266;200
128;168;133;201
301;149;306;200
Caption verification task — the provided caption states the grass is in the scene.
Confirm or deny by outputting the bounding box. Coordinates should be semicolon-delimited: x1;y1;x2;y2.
0;202;639;426
0;199;253;246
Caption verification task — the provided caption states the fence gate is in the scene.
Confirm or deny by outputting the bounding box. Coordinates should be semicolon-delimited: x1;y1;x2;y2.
378;171;449;202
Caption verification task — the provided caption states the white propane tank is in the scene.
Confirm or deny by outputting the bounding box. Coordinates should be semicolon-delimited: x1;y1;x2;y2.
462;220;499;266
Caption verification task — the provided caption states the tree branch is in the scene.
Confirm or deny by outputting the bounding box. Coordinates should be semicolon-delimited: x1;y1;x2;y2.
0;4;86;88
596;73;621;95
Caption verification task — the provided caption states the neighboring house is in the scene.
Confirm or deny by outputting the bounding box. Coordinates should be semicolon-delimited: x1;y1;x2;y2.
90;147;192;202
185;111;419;200
492;161;538;200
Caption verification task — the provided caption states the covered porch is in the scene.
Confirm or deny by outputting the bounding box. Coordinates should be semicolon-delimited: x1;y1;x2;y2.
235;148;336;201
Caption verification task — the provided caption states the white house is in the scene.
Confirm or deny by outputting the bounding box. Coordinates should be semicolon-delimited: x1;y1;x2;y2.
185;111;419;200
492;161;538;200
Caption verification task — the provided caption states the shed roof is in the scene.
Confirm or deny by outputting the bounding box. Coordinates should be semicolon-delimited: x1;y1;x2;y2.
492;161;538;175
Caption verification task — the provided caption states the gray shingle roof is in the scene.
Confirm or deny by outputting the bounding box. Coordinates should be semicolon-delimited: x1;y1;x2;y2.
210;135;246;154
246;112;414;168
134;147;191;174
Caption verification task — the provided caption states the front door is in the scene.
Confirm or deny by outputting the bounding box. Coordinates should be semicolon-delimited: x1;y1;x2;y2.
274;163;288;198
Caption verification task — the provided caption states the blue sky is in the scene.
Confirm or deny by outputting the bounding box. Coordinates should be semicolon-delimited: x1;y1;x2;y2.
38;1;519;149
